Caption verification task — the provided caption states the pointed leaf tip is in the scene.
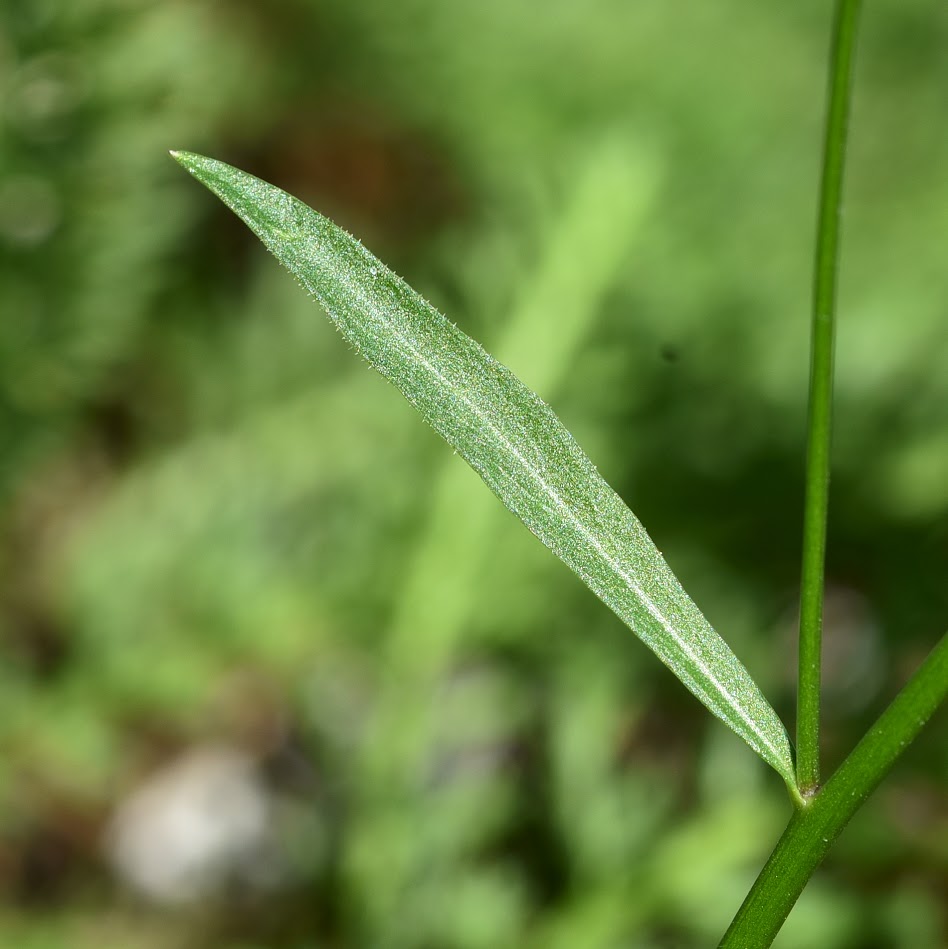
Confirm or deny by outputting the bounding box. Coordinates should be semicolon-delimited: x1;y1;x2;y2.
173;153;798;792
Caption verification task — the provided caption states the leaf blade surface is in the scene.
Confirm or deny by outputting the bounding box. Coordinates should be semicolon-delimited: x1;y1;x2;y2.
172;150;796;788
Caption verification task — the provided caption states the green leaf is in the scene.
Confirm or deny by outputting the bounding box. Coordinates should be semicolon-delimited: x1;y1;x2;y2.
172;150;797;790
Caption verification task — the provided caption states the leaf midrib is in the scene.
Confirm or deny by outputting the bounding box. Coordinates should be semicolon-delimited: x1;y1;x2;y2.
331;270;783;765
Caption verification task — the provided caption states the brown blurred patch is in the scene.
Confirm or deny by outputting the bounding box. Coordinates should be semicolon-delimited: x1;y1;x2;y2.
231;102;469;250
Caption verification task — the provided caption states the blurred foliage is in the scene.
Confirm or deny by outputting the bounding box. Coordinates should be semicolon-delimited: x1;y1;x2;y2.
0;0;945;947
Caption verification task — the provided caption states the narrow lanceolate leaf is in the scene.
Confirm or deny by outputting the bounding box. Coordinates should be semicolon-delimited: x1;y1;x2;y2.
172;150;797;789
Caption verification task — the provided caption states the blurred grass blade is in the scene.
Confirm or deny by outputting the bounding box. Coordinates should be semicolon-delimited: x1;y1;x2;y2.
172;150;796;789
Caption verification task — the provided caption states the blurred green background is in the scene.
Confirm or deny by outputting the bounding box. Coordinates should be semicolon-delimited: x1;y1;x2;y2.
1;0;945;946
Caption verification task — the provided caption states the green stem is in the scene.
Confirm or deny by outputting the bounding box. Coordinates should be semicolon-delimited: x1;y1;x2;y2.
720;632;948;948
797;0;863;793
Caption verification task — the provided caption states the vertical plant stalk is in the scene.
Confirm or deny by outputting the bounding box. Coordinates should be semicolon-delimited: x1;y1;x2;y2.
797;0;863;793
720;632;948;948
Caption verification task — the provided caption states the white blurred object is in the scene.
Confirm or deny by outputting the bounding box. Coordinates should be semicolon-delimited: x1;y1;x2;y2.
781;585;884;714
107;744;275;904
